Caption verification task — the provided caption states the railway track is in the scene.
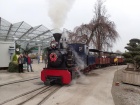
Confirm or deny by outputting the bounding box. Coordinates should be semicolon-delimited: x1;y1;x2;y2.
0;86;46;105
0;86;61;105
37;86;60;105
0;76;40;87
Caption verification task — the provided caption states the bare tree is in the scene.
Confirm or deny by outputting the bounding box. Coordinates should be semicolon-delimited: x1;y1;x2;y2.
67;0;119;51
86;0;119;50
64;26;88;44
85;0;119;51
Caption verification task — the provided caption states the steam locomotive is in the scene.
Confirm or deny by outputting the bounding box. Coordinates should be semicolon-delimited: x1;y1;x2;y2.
41;33;92;85
41;33;124;85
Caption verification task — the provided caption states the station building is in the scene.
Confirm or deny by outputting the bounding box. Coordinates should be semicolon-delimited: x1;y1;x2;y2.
0;17;53;68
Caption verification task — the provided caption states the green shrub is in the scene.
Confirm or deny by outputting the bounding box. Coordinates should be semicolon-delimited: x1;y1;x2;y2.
123;38;140;70
8;61;18;72
12;54;18;62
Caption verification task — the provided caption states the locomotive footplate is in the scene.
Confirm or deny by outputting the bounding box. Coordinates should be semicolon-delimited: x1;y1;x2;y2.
45;76;62;85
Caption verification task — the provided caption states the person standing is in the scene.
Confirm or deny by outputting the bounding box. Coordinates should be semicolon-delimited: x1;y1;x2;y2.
18;54;24;73
23;54;27;64
27;55;34;72
37;54;40;64
23;54;27;70
114;57;118;65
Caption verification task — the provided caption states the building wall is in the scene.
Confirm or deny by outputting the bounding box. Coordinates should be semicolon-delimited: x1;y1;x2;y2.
0;41;15;67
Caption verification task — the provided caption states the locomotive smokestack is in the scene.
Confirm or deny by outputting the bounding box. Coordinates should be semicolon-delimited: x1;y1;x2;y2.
53;33;62;42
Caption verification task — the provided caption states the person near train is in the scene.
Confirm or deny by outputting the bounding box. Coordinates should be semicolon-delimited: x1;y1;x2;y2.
114;57;118;65
18;54;24;73
27;55;34;72
37;53;40;64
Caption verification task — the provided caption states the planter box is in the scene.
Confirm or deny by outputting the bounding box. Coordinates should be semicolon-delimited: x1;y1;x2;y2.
122;69;140;86
127;63;134;68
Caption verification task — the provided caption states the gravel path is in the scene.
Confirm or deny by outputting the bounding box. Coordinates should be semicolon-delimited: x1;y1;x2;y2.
0;64;125;105
111;65;140;105
41;66;124;105
0;60;44;84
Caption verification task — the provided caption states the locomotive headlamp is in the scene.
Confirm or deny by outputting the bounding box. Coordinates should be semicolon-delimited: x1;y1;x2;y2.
50;41;58;48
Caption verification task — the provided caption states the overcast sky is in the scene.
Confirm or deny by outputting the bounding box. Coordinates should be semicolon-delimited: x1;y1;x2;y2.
0;0;140;52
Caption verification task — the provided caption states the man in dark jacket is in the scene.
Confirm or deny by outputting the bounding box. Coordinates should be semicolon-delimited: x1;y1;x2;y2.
27;55;34;72
23;54;27;64
18;54;24;73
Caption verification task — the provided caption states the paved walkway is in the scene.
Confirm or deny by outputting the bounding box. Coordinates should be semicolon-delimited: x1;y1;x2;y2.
42;66;125;105
0;59;45;84
0;61;125;105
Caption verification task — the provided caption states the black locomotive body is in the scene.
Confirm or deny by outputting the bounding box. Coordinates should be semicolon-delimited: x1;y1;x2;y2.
41;33;76;85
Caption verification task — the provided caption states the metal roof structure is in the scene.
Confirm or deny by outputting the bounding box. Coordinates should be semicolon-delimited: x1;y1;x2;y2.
0;17;54;49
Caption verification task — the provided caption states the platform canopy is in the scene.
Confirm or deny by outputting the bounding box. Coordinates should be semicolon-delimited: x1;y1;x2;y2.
0;17;54;49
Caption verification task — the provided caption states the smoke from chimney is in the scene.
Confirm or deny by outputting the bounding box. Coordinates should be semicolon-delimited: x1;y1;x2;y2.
48;0;76;29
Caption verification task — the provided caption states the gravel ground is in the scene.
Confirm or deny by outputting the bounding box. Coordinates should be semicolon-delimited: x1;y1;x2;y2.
0;60;45;84
0;62;125;105
41;66;125;105
0;78;44;103
111;65;140;105
0;64;122;105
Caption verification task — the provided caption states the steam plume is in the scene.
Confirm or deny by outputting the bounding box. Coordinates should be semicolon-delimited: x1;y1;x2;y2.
72;49;90;85
48;0;76;29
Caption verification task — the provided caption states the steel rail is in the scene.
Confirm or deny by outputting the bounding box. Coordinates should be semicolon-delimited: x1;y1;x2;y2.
0;86;46;105
17;86;52;105
37;86;61;105
0;77;40;87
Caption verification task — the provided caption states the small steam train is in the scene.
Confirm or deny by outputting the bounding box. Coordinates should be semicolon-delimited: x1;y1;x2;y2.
41;33;124;85
41;33;77;85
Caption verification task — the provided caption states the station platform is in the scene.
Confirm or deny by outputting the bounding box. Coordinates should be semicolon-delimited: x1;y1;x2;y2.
0;60;45;85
